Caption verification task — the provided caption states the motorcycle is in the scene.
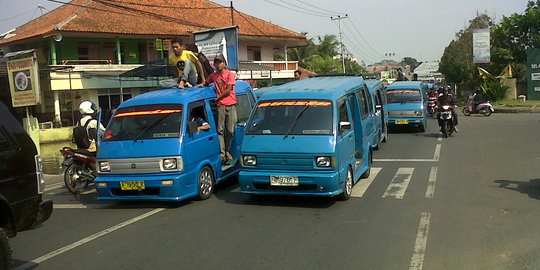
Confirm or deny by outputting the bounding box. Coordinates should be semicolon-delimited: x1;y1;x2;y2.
438;105;455;138
428;96;437;117
59;147;97;194
463;94;494;116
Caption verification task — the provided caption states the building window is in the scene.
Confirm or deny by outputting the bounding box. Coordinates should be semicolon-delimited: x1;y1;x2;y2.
77;42;99;63
247;46;261;61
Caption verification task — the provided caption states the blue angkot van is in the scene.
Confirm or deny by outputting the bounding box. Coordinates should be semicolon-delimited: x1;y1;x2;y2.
365;79;388;148
239;76;376;200
95;81;257;202
386;81;428;132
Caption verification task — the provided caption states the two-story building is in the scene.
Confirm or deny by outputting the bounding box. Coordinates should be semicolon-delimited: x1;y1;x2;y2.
0;0;307;127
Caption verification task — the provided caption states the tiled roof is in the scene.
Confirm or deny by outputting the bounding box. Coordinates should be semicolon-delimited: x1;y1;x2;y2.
0;0;306;44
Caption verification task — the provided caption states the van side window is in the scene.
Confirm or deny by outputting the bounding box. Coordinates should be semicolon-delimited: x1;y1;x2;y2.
374;90;382;106
338;98;350;133
357;89;369;119
236;94;251;123
364;85;374;115
188;100;209;131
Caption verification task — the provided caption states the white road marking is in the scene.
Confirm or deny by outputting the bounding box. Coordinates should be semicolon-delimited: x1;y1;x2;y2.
14;208;166;270
382;168;414;199
409;212;431;270
54;204;89;209
437;135;443;142
432;144;441;161
351;167;382;197
425;167;438;199
44;182;64;192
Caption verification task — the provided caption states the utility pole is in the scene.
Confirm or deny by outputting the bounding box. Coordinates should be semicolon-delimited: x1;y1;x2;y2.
331;14;348;73
230;1;235;25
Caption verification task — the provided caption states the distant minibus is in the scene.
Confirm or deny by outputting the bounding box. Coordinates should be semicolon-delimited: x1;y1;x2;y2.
95;81;257;202
239;76;377;200
386;81;428;132
365;79;388;149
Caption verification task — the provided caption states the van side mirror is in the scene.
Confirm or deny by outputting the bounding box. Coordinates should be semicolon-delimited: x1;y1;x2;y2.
188;121;198;135
339;121;351;131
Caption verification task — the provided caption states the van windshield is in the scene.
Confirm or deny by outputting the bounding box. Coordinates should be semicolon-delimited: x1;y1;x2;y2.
103;104;183;141
387;89;421;103
246;100;333;135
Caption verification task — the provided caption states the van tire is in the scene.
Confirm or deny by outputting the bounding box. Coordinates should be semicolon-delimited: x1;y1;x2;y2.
337;167;353;201
197;166;214;200
361;150;372;179
0;228;12;270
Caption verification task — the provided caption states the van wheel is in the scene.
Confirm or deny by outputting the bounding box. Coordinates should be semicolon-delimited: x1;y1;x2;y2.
0;228;12;270
337;167;353;201
64;163;87;194
197;166;214;200
361;150;372;179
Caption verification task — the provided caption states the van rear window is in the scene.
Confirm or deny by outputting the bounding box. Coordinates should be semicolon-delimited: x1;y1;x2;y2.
247;99;333;135
387;89;421;103
103;104;183;141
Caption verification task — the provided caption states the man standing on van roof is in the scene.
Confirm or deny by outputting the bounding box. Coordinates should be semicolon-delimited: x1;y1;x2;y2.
198;54;237;162
169;38;206;88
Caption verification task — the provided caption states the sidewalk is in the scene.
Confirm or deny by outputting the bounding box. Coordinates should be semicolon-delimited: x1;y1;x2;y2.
493;105;539;113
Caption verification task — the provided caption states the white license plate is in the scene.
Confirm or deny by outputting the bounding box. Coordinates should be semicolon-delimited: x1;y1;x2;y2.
270;176;299;186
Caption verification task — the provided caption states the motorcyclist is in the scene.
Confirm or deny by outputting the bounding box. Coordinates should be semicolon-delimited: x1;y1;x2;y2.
437;87;459;132
78;101;105;154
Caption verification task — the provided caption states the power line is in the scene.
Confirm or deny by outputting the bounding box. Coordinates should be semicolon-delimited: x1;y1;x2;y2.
275;0;333;16
101;0;228;10
341;21;382;60
233;9;283;47
295;0;345;16
261;0;328;18
0;7;38;21
346;19;385;57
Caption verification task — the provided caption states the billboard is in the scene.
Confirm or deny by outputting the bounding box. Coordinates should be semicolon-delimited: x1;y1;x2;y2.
194;26;239;69
7;55;41;107
527;48;540;100
473;28;490;64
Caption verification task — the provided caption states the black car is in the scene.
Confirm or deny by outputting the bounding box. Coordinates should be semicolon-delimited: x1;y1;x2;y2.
0;101;53;269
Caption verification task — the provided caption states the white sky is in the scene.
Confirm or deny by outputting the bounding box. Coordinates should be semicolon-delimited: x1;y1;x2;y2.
0;0;529;64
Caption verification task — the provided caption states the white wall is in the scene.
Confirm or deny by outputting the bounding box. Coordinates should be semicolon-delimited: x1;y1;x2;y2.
238;40;277;61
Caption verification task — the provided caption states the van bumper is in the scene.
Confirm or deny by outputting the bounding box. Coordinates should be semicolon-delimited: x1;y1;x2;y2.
239;170;343;196
95;173;196;202
388;117;425;128
32;199;53;227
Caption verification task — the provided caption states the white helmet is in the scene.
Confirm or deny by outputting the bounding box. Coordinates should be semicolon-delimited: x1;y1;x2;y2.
79;100;96;115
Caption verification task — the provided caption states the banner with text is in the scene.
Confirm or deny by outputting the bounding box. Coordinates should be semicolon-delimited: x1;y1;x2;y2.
527;48;540;99
473;28;490;63
7;55;41;107
194;26;239;69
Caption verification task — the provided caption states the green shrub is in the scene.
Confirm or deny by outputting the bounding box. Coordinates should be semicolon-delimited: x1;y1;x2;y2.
480;80;509;102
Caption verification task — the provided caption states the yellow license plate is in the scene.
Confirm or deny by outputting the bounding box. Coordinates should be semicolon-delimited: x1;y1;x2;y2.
395;120;409;124
120;181;145;191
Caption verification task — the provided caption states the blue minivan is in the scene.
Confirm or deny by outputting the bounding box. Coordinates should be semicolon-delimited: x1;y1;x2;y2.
365;79;388;149
386;81;428;132
95;81;256;201
239;76;376;200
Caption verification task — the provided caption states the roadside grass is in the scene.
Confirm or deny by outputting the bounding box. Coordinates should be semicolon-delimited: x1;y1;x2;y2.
494;99;540;107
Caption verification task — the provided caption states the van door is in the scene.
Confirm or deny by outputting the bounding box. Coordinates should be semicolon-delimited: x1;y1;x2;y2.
231;92;255;161
183;100;220;185
337;97;356;180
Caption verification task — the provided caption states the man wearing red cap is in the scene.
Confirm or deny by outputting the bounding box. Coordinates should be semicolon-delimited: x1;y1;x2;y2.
198;55;237;162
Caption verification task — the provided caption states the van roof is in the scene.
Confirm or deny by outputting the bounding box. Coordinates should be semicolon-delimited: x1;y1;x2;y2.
118;80;251;108
386;81;426;90
365;79;384;91
257;76;365;101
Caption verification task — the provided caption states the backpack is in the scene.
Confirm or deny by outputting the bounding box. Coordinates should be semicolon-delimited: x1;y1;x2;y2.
72;118;97;149
198;52;214;79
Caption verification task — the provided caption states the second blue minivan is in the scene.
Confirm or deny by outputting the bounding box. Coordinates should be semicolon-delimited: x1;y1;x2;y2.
386;81;428;132
365;79;388;149
95;81;256;202
239;76;377;200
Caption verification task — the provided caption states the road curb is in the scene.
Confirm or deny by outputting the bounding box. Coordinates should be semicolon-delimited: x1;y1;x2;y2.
493;105;539;113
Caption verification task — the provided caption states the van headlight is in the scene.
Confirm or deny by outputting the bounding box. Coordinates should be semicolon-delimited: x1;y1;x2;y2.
242;155;257;166
160;157;183;171
99;161;111;172
316;156;331;167
414;110;423;117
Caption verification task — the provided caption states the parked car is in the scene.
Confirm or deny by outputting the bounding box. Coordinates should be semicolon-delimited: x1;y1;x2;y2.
95;81;257;202
239;76;376;200
0;101;53;269
365;79;388;148
386;81;428;132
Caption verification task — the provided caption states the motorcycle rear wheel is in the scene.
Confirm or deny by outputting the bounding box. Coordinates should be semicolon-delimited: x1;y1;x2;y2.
64;163;88;194
463;107;471;116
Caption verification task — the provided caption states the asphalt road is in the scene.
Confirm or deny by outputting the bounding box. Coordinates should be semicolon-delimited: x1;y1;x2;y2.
10;113;540;270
